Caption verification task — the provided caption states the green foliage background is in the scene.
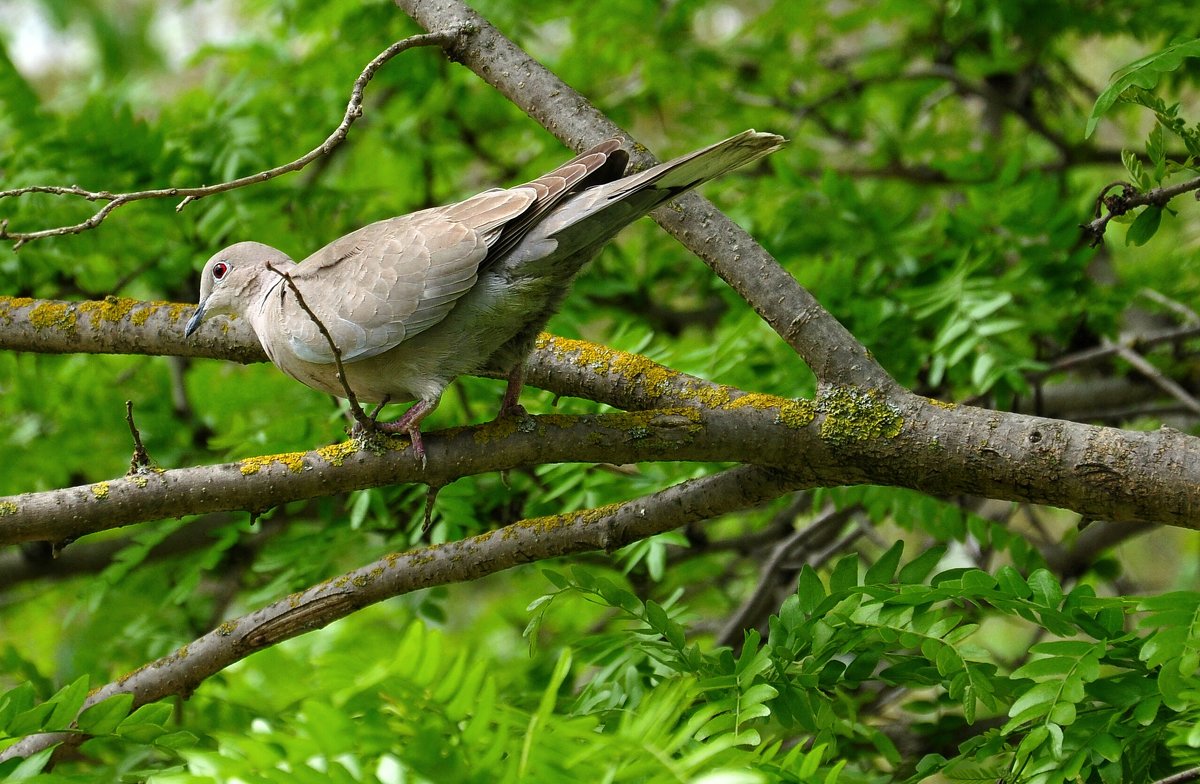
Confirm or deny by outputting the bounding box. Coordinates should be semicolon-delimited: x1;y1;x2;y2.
2;0;1200;782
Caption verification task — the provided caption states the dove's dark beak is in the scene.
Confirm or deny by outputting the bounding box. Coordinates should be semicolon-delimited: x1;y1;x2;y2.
184;304;205;338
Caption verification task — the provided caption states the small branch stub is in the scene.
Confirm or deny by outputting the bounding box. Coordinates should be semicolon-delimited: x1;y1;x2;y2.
125;400;153;475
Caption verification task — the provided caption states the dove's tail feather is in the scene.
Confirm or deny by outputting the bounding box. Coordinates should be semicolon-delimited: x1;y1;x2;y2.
619;129;787;194
523;130;787;262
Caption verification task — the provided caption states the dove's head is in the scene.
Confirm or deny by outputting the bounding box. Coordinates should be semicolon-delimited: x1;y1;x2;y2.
185;241;293;337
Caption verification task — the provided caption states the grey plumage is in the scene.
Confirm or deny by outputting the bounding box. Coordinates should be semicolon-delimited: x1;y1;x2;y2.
186;130;786;460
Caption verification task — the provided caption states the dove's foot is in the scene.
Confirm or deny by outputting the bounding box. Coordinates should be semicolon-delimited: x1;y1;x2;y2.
363;399;433;468
497;402;528;419
375;419;426;467
347;396;432;468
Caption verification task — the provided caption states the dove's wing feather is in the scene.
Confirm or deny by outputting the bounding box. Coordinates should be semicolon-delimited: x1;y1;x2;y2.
275;190;533;364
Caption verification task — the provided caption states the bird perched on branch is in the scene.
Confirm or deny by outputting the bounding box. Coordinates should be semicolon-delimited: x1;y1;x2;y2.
185;130;786;463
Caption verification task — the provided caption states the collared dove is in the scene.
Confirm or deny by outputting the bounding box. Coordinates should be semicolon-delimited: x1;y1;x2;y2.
185;130;785;462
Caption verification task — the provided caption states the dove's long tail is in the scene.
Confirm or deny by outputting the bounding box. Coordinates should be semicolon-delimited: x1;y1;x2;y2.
510;129;786;271
616;129;787;194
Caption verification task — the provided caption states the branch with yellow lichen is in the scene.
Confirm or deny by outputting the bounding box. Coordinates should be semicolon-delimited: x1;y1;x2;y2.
2;295;1200;545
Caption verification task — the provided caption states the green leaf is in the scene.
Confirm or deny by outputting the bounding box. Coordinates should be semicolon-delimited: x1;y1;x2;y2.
1125;205;1162;246
1122;149;1149;189
1087;39;1200;137
75;693;134;735
830;554;860;593
795;566;826;614
898;545;946;584
0;682;36;730
119;701;174;730
1028;570;1063;608
45;676;89;731
1;744;56;781
645;600;672;635
864;540;904;585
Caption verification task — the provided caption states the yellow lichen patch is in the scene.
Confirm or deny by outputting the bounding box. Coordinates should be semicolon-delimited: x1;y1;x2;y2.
131;476;148;488
91;482;110;500
778;400;817;428
238;451;308;476
539;333;682;399
472;414;526;445
679;383;735;409
352;567;384;588
78;296;139;326
130;306;153;327
165;301;195;323
511;502;627;538
506;513;566;537
0;296;35;324
0;501;17;516
724;392;816;428
29;302;77;333
925;397;958;410
352;431;413;455
316;440;358;467
818;387;904;443
636;408;702;433
216;621;238;636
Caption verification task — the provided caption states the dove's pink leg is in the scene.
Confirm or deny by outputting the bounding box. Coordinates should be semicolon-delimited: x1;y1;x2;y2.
499;365;526;417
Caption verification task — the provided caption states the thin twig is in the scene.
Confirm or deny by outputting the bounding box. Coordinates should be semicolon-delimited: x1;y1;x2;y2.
265;264;371;428
1139;287;1200;325
715;504;858;647
125;400;152;475
1033;323;1200;377
0;29;465;249
1104;337;1200;417
1081;175;1200;247
1151;767;1200;784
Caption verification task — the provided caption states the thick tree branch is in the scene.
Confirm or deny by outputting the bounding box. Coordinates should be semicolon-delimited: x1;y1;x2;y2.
3;297;1200;544
0;31;463;248
0;464;802;763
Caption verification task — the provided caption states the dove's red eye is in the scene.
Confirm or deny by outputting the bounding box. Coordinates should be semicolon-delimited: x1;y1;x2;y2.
212;262;230;280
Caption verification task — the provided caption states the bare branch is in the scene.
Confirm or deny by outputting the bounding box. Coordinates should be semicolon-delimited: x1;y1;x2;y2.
0;30;464;249
715;503;859;647
1150;766;1200;784
1035;323;1200;377
1103;337;1200;417
0;464;801;762
1139;287;1200;325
